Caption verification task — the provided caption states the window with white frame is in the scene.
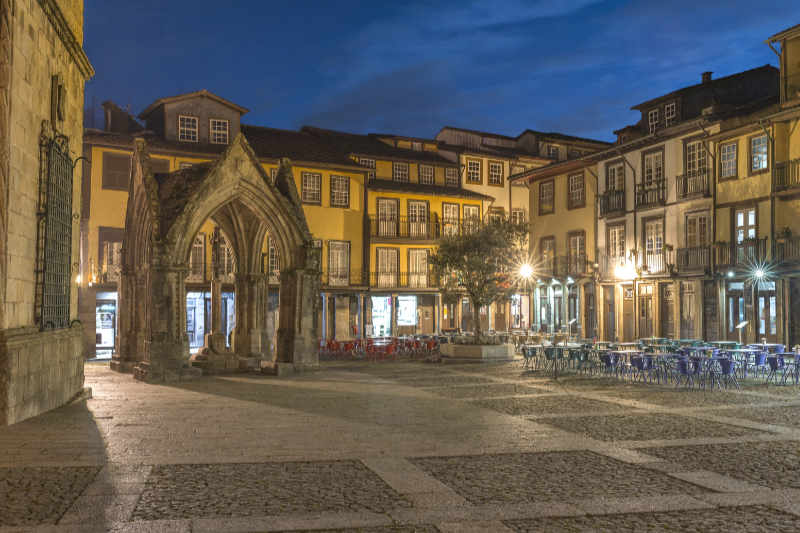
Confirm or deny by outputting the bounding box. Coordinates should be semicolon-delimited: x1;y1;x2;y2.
488;161;503;185
644;151;663;187
685;140;707;176
607;162;624;191
664;102;676;127
301;172;321;204
392;161;409;182
608;224;625;264
568;173;585;208
330;175;349;208
686;212;710;248
419;165;434;185
268;237;280;276
210;118;229;144
270;167;278;180
445;167;459;187
178;115;198;142
466;160;481;183
539;180;554;214
411;141;423;151
548;145;559;159
648;109;659;133
511;208;525;225
328;241;350;286
359;158;376;180
720;142;737;179
751;134;768;172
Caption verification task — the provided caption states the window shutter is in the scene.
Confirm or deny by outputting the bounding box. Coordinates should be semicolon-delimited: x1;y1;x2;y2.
102;152;132;190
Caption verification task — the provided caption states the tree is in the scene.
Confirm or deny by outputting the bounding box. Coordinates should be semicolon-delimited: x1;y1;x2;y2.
430;218;528;340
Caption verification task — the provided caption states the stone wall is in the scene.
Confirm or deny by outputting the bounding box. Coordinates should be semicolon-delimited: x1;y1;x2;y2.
0;0;92;425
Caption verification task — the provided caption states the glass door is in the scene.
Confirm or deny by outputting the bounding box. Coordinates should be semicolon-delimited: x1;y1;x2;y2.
443;203;459;236
377;199;398;237
408;201;428;238
735;207;757;264
644;219;664;273
408;249;429;288
377;248;398;288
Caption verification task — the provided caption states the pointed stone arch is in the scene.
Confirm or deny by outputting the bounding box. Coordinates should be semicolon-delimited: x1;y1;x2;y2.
112;134;320;381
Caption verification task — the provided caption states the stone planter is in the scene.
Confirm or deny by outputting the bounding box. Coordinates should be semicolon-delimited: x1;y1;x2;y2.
440;343;515;363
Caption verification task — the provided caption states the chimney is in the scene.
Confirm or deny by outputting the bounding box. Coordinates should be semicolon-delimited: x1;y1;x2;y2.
702;71;713;84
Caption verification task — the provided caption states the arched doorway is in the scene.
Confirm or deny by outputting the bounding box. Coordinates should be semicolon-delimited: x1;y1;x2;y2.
112;135;320;381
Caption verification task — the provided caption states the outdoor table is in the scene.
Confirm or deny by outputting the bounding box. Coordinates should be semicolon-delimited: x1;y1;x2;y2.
725;348;760;377
710;341;738;348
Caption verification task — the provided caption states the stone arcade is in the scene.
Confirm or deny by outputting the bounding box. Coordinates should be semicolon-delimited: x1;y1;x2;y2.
111;134;320;381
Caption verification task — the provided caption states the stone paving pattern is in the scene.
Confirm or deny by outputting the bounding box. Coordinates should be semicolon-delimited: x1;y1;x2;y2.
1;361;800;532
504;505;800;532
131;461;411;520
0;466;100;526
411;451;707;505
644;440;800;489
541;412;765;441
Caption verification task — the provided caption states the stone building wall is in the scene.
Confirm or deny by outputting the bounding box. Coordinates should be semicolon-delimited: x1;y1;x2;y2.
0;0;92;425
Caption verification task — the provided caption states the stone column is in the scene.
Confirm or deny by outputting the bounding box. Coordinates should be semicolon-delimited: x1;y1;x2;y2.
203;278;228;353
111;267;135;372
358;293;364;338
277;266;320;370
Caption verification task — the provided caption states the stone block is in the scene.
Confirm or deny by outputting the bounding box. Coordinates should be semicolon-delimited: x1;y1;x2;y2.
440;343;515;363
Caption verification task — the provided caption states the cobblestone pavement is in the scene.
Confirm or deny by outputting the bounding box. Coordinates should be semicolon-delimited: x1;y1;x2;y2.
504;505;800;532
0;467;100;526
472;395;630;416
1;361;800;532
643;440;800;489
539;412;766;442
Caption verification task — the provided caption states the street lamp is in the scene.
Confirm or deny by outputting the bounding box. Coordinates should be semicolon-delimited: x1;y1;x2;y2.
519;263;533;280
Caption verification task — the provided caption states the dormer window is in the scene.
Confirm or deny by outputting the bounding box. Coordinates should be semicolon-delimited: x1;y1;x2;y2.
548;145;559;159
210;118;229;144
178;115;198;142
648;109;659;134
411;141;423;151
664;102;676;127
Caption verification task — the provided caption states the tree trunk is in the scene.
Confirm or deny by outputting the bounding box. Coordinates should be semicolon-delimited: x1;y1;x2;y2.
471;297;482;342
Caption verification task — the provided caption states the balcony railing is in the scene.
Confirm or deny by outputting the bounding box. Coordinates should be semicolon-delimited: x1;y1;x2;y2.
641;251;667;275
369;215;440;240
369;271;440;289
321;270;365;287
635;178;666;208
598;252;626;279
676;169;710;199
715;238;769;267
676;246;711;272
774;158;800;191
599;189;625;217
773;236;800;262
537;255;588;278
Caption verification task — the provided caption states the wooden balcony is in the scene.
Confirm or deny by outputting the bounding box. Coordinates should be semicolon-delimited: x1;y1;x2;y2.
715;238;769;268
773;236;800;263
676;246;711;272
676;169;710;199
774;158;800;191
635;179;666;208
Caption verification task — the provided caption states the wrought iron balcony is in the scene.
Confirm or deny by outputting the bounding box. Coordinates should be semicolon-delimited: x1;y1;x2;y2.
641;251;667;275
599;189;625;217
321;270;365;287
773;235;800;262
676;246;711;272
369;271;440;289
369;215;440;240
536;255;588;278
676;169;710;199
774;158;800;191
715;238;769;267
635;178;666;208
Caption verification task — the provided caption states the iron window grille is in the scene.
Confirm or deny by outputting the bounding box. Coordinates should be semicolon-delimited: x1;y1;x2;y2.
36;130;75;330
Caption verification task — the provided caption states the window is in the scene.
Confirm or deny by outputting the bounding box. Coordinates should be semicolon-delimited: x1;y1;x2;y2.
608;224;626;265
443;203;460;236
188;233;205;281
488;208;504;223
735;207;758;264
210;118;229;144
377;198;399;237
330;175;349;208
268;237;280;276
664;102;676;127
568;232;586;273
102;152;131;190
466;160;482;183
409;249;429;288
328;241;350;286
644;218;664;271
548;145;559;159
408;201;429;238
301;172;321;204
392;161;409;182
750;134;768;173
686;212;710;248
488;161;503;185
219;234;236;276
411;141;423;151
720;141;737;179
685;140;707;176
568;173;585;208
445;167;459;187
648;109;659;133
643;150;663;187
270;167;278;180
359;158;376;180
540;237;555;272
606;161;624;191
463;205;480;232
178;115;198;142
511;208;525;225
377;248;399;288
100;240;122;283
419;165;434;185
539;180;554;214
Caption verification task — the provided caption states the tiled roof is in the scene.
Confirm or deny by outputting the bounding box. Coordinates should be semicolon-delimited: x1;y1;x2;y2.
768;23;800;42
366;179;493;200
139;89;249;119
83;127;361;169
436;126;516;140
516;129;611;147
302;126;457;165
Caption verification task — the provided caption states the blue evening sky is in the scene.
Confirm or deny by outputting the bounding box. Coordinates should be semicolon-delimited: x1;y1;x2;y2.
84;1;800;142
